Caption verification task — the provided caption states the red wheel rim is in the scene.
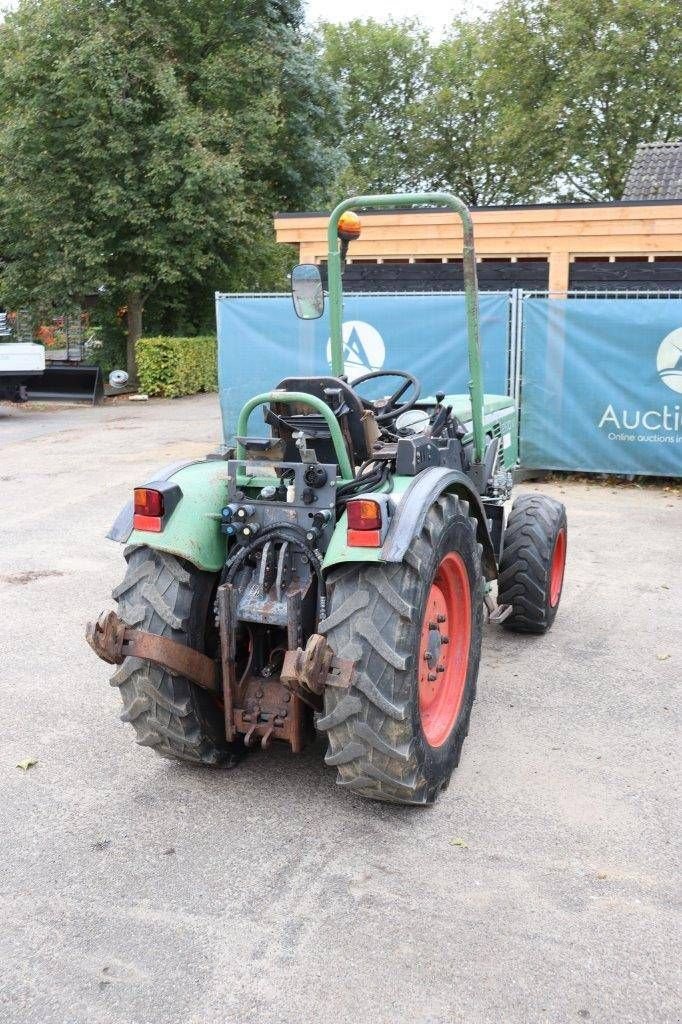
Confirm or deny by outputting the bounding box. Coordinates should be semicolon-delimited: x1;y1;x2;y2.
549;529;566;607
418;552;471;748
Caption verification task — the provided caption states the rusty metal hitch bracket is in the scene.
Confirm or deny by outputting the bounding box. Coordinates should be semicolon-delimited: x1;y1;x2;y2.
281;633;354;695
85;609;218;693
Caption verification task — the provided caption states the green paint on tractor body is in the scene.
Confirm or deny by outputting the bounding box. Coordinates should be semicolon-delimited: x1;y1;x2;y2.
126;390;517;576
127;460;227;572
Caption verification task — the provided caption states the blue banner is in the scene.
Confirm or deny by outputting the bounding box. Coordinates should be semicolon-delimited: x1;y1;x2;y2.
520;298;682;476
216;292;510;440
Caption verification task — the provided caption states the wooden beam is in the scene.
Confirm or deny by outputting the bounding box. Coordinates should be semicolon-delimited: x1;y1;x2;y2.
291;236;682;262
276;203;682;274
276;217;682;246
274;203;682;231
548;251;570;295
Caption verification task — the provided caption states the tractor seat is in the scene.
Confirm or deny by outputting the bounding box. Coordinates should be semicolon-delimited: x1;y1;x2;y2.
265;376;377;468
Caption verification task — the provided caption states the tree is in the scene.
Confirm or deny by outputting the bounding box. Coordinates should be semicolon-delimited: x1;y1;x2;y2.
318;2;682;205
317;16;556;204
318;18;430;195
412;18;556;205
553;0;681;199
468;0;682;200
0;0;341;378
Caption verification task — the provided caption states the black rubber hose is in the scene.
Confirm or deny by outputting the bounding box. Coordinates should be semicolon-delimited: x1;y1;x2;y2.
336;465;390;506
225;526;318;584
224;526;328;622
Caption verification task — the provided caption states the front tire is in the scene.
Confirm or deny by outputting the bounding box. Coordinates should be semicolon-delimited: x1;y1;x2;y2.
498;493;567;634
110;546;229;764
318;494;484;805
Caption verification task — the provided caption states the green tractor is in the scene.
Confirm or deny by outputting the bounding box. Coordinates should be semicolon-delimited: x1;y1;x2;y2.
86;193;567;805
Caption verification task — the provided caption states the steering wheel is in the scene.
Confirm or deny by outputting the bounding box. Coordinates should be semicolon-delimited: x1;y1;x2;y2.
351;370;421;423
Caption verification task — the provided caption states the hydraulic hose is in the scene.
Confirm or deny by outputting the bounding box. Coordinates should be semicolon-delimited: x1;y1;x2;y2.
224;524;328;623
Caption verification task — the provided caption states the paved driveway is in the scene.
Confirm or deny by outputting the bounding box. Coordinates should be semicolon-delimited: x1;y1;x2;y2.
1;396;679;1024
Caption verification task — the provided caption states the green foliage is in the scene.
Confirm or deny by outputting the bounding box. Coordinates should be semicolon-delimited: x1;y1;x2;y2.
84;302;127;376
318;2;682;203
484;0;682;200
0;0;342;376
318;15;552;203
85;333;126;378
136;336;217;398
319;19;429;195
414;18;555;204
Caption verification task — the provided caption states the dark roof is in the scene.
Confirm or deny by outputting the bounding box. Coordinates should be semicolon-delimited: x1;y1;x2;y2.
622;141;682;200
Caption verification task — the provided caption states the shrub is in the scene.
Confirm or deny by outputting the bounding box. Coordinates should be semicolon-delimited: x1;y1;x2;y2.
136;335;217;398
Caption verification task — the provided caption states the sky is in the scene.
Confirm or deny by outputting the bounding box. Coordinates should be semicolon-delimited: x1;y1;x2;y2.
305;0;499;32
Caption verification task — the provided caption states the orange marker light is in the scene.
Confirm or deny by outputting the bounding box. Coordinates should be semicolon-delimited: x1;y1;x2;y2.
337;210;362;241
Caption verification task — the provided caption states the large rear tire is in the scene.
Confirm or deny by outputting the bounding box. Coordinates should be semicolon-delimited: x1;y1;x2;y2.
110;546;230;764
498;493;567;634
318;494;484;805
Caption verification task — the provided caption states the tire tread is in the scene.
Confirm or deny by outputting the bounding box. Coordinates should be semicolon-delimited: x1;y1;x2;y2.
319;495;483;805
112;546;227;765
498;493;567;634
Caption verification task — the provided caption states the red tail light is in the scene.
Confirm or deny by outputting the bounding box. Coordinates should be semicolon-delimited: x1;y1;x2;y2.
347;499;382;530
346;498;382;547
133;487;164;532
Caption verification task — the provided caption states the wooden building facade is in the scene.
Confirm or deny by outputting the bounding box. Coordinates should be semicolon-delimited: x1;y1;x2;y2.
274;200;682;294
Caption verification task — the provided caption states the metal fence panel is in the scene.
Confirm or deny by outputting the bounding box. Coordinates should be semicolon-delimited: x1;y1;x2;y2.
520;295;682;476
216;291;511;439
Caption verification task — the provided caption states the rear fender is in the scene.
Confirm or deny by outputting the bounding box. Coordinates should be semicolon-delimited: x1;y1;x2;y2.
107;459;228;573
323;468;498;580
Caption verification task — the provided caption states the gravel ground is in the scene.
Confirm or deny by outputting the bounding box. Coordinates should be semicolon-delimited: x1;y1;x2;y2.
0;395;679;1024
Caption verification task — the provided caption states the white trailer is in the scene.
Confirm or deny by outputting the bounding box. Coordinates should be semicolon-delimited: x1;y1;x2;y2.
0;313;46;401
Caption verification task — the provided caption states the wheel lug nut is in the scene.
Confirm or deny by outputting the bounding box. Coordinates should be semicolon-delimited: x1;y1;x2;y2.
440;636;449;644
428;673;437;682
428;621;438;630
436;665;445;673
437;614;446;623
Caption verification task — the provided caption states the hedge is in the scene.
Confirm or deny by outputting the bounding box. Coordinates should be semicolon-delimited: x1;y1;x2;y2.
136;335;217;398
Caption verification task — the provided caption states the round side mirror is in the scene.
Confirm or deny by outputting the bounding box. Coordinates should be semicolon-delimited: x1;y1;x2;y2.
291;264;324;320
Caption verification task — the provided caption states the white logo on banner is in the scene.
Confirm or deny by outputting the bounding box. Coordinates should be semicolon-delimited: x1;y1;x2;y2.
597;325;682;443
656;327;682;394
327;320;386;381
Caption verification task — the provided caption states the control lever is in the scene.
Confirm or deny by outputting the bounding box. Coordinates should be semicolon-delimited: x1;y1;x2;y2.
429;403;452;438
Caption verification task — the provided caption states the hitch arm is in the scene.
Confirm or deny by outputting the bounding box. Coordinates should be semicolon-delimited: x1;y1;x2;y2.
85;610;219;693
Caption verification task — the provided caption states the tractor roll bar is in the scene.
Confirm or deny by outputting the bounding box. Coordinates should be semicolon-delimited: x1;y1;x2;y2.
326;193;485;464
236;391;355;481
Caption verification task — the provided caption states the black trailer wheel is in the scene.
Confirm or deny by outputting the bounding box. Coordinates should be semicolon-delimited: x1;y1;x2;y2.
110;546;230;764
318;494;484;805
497;493;567;634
